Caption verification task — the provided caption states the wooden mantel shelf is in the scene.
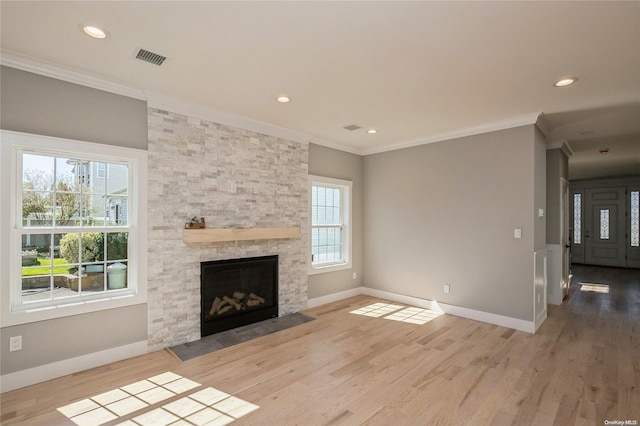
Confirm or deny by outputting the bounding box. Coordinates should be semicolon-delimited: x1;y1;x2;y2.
183;227;300;243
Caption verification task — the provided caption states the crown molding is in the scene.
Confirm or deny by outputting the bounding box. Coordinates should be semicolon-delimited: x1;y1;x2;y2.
546;140;574;158
0;49;147;100
535;112;555;138
0;51;551;158
145;91;314;146
1;50;344;149
307;138;363;156
362;112;543;156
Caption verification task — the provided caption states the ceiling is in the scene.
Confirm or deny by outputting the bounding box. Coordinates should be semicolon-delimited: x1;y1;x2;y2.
1;1;639;179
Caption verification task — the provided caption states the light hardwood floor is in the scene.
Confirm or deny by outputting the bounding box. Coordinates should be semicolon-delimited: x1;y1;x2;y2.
1;265;638;425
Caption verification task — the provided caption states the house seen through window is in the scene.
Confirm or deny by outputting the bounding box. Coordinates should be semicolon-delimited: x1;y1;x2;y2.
20;152;131;306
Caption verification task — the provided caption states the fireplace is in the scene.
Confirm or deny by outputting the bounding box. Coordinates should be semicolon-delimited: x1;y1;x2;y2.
201;255;278;337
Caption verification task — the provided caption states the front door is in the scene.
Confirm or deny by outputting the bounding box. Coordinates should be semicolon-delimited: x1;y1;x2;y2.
584;187;626;267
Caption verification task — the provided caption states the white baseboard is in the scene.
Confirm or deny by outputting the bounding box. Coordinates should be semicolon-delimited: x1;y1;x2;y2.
1;340;147;393
363;288;536;333
362;288;441;311
307;286;536;333
306;287;364;308
3;285;539;393
535;308;548;332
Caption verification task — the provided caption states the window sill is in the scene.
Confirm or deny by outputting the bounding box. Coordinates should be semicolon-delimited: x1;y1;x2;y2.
2;290;146;327
308;261;351;275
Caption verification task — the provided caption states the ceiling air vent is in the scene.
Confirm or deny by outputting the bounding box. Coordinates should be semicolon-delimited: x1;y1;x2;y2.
343;124;361;131
135;48;167;66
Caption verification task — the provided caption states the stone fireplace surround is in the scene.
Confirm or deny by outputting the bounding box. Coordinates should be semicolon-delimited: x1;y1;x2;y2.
147;108;309;352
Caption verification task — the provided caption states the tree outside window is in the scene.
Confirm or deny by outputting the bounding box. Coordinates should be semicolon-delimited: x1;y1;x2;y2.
20;153;130;304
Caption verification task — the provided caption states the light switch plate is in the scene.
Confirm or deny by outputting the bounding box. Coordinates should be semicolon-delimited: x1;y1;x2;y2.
514;228;522;239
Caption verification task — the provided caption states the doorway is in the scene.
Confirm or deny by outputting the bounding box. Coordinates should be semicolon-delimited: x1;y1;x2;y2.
584;187;626;267
570;178;640;268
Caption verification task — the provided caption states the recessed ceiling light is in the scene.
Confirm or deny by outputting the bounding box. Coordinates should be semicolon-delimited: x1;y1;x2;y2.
82;25;108;39
554;77;578;87
367;129;378;134
276;96;291;103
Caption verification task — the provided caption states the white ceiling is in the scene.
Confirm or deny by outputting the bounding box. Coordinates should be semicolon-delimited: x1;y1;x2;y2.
1;1;639;179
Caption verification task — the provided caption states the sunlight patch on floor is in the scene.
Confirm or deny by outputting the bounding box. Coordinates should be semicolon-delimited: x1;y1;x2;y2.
56;372;258;426
580;283;610;293
384;307;443;324
350;303;443;325
349;302;405;317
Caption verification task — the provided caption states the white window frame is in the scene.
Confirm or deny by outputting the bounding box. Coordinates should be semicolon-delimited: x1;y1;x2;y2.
308;175;352;275
1;130;147;327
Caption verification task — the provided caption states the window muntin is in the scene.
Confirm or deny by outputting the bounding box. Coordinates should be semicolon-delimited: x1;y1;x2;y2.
309;176;352;273
19;151;132;306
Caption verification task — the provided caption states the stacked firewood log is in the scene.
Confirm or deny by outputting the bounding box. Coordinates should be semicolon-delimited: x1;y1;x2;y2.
208;291;266;317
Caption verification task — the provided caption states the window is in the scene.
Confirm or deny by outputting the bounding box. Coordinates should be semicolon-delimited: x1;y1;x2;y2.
97;162;107;178
600;209;610;240
309;175;352;274
631;190;639;247
573;193;582;244
1;130;147;326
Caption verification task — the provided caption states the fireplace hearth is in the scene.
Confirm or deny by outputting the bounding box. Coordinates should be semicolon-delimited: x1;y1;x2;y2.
201;255;278;337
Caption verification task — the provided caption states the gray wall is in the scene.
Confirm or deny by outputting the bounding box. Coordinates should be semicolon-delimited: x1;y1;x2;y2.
0;66;148;375
0;66;147;149
362;125;538;321
0;306;147;374
308;143;363;298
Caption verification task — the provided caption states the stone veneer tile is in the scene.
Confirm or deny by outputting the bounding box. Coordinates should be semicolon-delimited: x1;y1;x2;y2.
147;108;309;351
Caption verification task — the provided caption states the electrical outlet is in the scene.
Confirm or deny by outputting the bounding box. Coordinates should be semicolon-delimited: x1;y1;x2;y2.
9;336;22;352
444;284;450;294
353;272;357;280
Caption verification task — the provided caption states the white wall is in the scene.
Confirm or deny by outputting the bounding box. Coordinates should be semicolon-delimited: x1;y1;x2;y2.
546;147;569;305
533;127;547;326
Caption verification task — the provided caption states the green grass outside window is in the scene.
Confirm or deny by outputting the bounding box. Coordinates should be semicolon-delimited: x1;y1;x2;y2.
21;257;73;276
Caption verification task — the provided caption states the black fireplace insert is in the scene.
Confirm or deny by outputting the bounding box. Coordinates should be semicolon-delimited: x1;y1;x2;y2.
201;255;278;337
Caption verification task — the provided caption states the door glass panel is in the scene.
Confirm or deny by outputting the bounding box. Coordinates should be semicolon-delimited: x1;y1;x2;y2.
600;209;610;240
573;194;581;244
631;191;639;247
